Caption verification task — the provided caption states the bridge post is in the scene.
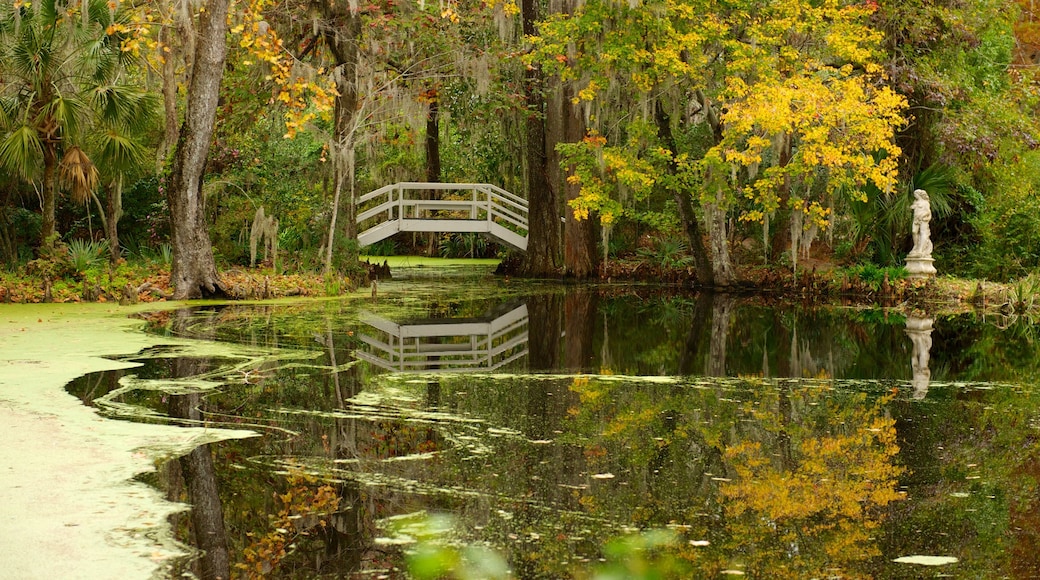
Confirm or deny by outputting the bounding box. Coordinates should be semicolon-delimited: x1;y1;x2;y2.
396;185;403;222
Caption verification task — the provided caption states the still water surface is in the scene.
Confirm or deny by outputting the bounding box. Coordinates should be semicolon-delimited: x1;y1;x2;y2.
67;268;1040;578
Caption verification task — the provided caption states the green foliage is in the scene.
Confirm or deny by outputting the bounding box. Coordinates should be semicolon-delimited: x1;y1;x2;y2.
364;239;398;257
66;239;108;273
842;163;959;266
0;0;154;246
322;273;344;297
392;513;511;580
396;514;689;580
589;529;689;580
843;263;908;292
25;235;73;280
1008;273;1040;314
438;233;492;259
635;237;693;270
155;243;173;267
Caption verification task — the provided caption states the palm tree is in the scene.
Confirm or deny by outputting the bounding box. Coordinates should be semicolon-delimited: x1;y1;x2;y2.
0;0;149;251
90;84;158;263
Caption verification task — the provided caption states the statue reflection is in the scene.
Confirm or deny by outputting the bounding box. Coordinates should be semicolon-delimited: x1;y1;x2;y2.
905;316;934;399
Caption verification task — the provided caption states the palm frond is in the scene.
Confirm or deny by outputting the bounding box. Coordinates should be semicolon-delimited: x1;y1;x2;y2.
95;128;146;173
910;163;958;221
0;96;14;130
59;145;99;204
39;95;87;138
90;83;144;124
0;124;43;180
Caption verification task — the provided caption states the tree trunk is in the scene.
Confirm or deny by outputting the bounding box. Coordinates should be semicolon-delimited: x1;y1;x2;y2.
322;3;361;275
769;132;793;263
166;0;229;299
0;199;14;265
562;87;597;277
425;91;440;257
555;0;596;278
654;102;713;285
105;177;122;265
705;190;735;285
157;24;180;173
520;0;561;277
41;144;57;248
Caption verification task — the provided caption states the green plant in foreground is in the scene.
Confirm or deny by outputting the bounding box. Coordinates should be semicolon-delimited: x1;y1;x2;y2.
587;529;688;580
1008;273;1040;314
395;514;510;580
67;239;109;273
636;238;693;270
395;514;688;580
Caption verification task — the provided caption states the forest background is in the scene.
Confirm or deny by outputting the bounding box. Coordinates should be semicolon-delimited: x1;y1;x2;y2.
1;0;1040;299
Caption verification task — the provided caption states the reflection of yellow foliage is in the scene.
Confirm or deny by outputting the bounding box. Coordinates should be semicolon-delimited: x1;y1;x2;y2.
237;469;340;578
721;392;903;578
564;378;904;577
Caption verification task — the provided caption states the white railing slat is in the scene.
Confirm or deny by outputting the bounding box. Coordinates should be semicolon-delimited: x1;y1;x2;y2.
356;182;529;251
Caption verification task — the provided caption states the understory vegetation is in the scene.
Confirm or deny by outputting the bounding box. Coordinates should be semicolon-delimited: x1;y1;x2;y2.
0;0;1039;300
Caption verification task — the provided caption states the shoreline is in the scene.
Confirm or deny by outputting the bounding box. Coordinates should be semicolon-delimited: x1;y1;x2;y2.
0;303;254;579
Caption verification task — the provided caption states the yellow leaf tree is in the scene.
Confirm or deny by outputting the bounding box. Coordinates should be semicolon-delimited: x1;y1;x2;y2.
532;0;907;280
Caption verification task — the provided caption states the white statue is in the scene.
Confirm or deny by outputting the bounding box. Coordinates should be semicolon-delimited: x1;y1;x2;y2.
905;188;937;277
909;189;932;258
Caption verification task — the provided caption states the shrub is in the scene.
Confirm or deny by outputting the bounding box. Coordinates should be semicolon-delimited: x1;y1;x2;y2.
67;239;109;273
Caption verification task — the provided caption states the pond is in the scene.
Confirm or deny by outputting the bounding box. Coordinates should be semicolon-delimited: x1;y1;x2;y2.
67;267;1040;578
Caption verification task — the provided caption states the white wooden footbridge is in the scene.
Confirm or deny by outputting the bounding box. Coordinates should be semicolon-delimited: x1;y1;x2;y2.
356;182;529;251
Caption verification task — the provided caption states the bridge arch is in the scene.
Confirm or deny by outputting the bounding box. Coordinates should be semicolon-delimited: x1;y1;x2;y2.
356;182;528;251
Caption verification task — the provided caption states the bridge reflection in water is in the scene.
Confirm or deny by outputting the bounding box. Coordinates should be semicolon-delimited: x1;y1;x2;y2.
355;303;529;372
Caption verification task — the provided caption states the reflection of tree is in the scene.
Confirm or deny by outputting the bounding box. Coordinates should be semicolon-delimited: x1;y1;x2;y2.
170;393;230;580
168;309;232;580
722;390;903;578
678;292;712;376
565;290;597;372
565;377;903;577
708;295;735;376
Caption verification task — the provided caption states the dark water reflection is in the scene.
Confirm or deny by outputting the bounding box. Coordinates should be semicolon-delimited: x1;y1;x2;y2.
66;285;1040;578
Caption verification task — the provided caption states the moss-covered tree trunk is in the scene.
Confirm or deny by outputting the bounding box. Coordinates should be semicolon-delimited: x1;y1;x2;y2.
520;0;561;277
322;3;361;275
654;101;713;285
425;91;441;257
166;0;229;299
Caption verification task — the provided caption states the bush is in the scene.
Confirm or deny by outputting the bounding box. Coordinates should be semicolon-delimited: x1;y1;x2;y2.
844;263;908;292
67;239;109;273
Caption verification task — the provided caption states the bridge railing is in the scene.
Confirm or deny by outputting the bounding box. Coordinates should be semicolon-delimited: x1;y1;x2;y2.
356;183;529;248
355;304;530;373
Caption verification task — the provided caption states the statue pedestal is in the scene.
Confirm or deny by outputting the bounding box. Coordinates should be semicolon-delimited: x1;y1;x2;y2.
905;256;937;279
